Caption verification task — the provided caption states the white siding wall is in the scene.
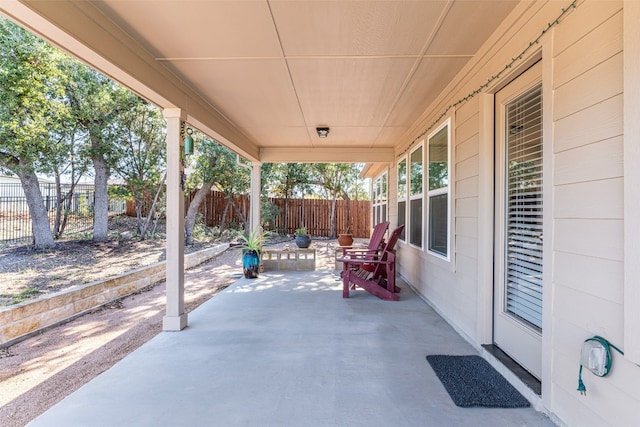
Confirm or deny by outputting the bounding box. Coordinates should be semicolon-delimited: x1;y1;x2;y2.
393;0;639;424
549;2;640;426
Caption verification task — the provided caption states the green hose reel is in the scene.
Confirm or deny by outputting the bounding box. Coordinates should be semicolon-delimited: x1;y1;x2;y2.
577;336;623;395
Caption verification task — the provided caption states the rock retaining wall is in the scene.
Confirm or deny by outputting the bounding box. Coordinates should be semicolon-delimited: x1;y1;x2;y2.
0;244;230;347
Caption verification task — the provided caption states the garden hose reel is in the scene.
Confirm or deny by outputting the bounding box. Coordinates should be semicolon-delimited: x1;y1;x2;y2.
577;336;623;395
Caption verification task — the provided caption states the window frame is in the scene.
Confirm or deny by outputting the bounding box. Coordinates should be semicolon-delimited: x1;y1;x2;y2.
408;143;424;249
372;171;388;227
397;157;407;241
426;119;452;261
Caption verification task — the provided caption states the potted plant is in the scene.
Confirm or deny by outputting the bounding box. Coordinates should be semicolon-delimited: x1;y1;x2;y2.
338;226;354;247
294;226;311;249
238;227;266;279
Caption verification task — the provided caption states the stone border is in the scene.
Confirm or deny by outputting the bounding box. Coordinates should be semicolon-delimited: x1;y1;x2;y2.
0;244;230;347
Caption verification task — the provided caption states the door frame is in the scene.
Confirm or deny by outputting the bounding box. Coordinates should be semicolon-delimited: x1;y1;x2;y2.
476;46;553;403
493;62;543;379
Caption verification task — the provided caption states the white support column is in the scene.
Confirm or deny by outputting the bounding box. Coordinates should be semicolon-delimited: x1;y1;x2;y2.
162;108;187;331
250;162;262;231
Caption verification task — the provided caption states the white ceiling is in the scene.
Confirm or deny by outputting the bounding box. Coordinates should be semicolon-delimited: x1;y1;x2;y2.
2;0;519;162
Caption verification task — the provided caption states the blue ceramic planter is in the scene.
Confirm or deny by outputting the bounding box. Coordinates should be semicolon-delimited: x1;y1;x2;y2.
242;249;260;279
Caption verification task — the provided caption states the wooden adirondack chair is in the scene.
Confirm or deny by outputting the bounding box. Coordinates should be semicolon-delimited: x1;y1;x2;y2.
340;221;389;272
339;225;404;301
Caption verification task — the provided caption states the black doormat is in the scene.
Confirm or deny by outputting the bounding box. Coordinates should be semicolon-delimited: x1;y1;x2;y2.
426;355;531;408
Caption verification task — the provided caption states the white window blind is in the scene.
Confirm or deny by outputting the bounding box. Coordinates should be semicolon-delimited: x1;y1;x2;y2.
504;83;543;330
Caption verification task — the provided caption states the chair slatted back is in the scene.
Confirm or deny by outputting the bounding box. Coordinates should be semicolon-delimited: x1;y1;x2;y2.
371;225;405;278
367;221;390;251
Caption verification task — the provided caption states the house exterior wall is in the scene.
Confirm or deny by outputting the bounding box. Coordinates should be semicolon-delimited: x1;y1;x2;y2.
391;1;638;425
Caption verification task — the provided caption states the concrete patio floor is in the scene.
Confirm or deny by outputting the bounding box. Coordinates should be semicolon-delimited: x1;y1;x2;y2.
29;269;553;426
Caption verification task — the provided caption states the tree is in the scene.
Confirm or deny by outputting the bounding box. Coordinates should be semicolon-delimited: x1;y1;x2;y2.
309;163;360;237
0;19;70;248
46;129;90;238
265;163;310;233
64;61;136;242
111;98;166;240
184;136;249;244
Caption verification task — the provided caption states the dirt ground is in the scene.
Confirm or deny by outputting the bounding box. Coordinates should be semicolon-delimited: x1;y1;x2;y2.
0;215;233;305
0;227;343;427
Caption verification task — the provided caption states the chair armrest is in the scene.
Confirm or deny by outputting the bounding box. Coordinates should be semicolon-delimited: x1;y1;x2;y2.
341;248;380;256
336;257;393;265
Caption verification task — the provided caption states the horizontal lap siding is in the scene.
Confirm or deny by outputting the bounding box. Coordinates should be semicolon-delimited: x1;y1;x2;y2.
394;0;636;424
410;98;481;340
551;2;635;425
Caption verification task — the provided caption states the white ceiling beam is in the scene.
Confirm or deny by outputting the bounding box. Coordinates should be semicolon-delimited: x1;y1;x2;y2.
259;147;394;164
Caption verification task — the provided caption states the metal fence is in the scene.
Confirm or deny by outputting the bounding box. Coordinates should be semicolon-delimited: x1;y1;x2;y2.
0;182;126;245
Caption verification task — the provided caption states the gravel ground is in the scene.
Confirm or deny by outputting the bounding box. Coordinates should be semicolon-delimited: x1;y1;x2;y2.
0;237;346;427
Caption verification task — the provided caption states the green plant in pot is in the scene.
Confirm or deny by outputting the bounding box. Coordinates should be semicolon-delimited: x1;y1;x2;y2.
294;226;311;249
238;227;265;279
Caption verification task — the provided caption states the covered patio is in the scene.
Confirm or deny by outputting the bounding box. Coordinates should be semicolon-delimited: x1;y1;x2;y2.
28;270;551;426
5;1;640;424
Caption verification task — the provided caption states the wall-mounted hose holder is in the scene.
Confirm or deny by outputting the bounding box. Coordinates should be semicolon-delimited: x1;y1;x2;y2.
577;336;623;395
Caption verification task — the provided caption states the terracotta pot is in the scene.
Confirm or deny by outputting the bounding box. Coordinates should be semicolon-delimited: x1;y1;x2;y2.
338;233;354;247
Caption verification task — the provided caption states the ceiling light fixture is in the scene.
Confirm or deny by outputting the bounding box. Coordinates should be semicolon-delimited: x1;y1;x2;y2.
316;127;330;138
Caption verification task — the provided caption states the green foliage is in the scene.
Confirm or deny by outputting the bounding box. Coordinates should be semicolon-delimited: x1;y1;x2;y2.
265;163;310;199
397;159;407;199
111;99;166;211
64;60;137;162
260;197;280;230
4;287;41;305
108;184;131;199
238;227;266;253
409;147;423;196
309;163;365;200
0;18;71;173
295;226;307;235
186;134;250;195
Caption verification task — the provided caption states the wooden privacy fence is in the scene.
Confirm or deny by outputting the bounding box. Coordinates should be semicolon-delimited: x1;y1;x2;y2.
178;190;371;238
186;191;250;229
268;198;370;237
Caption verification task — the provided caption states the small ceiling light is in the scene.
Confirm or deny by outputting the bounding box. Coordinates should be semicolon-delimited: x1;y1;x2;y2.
316;127;330;138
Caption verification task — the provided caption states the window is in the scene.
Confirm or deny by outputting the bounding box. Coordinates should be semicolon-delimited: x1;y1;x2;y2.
409;145;423;247
427;122;450;258
397;159;407;241
372;172;387;226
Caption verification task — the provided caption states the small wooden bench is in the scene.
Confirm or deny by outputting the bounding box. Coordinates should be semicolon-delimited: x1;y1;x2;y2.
261;248;316;271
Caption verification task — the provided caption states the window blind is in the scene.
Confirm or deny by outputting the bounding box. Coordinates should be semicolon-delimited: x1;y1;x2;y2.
505;83;543;330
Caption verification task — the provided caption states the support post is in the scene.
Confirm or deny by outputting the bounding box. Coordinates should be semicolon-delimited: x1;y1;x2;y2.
162;108;187;331
250;162;262;231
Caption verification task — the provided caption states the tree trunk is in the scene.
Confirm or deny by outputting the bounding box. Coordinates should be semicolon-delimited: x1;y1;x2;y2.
52;171;78;238
329;195;337;238
139;173;166;240
228;196;247;229
185;181;214;245
219;198;232;235
283;197;289;235
92;154;109;242
17;165;55;248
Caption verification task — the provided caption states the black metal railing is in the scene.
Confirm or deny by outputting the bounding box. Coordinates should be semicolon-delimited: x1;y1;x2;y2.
0;182;126;245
